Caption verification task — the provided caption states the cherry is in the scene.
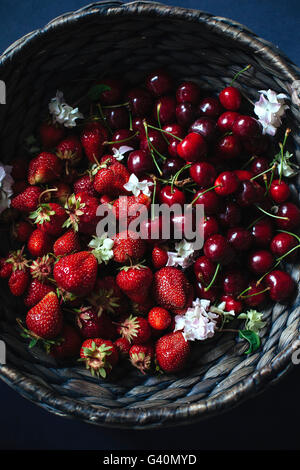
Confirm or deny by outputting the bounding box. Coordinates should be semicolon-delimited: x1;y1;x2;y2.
198;216;219;240
145;69;173;96
276;202;300;230
103;107;129;129
218;202;241;227
162;123;185;139
251;218;274;247
236;180;263;206
197;97;223;118
140;128;168;156
109;129;139;150
159;185;186;207
193;256;216;284
214;171;239;196
248;250;274;274
221;269;247;296
219;86;241;111
243;134;269;156
215;135;241;160
171;212;195;240
156;96;176;124
234;169;254;181
232;115;261;140
127;88;153;116
176;81;201;104
176;103;195;127
189;117;218;142
161;157;183;178
227;226;253;251
168;140;179;157
97;78;124;105
195;281;219;302
177;132;207;162
250;157;269;176
220;295;243;314
193;190;220;215
243;281;267;307
189;162;217;187
217;111;239;133
140;216;165;244
270;232;298;260
270;179;290;203
132;116;154;133
265;270;294;302
127;150;154;176
204;234;234;264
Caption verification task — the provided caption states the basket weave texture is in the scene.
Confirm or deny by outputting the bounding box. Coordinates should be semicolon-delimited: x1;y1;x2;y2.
0;1;300;429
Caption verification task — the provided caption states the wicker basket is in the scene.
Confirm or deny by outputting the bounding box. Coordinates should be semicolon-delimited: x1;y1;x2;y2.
1;1;300;429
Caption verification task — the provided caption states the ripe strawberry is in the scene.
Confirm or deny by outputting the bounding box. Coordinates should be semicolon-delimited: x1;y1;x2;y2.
30;255;53;282
64;193;100;234
88;276;127;317
11;186;42;213
152;246;168;269
148;307;171;331
53;251;98;296
116;265;153;304
114;337;131;357
27;229;53;257
28;152;62;185
79;338;118;378
93;167;115;195
53;230;81;257
12;220;34;243
81;121;108;163
73;174;97;198
112;193;151;224
39;121;65;148
155;331;190;373
117;315;152;344
0;258;13;278
26;292;63;339
6;248;28;272
24;279;55;308
76;307;117;339
129;343;154;374
153;267;192;314
29;203;66;236
56;135;83;167
8;269;30;296
113;230;146;264
50;323;81;359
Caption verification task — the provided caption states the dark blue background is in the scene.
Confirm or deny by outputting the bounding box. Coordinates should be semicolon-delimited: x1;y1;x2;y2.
1;0;300;450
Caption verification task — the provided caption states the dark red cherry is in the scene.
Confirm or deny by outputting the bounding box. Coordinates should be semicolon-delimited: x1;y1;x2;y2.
127;150;154;176
250;157;269;176
109;129;139;150
193;190;220;215
220;295;243;314
243;281;267;307
236;180;262;206
140;216;165;244
176;102;195;127
176;81;201;104
127;88;153;116
270;233;298;260
227;227;253;251
265;270;295;302
189;117;218;142
215;171;239;196
218;202;241;228
221;269;247;296
97;78;124;105
162;123;185;139
232;115;261;140
168;140;179;157
177;132;207;162
197;97;223;118
276;203;300;230
132;116;154;133
251;218;274;247
161;158;183;178
171;212;195;240
145;69;173;97
215;135;241;160
189;162;217;187
204;234;234;264
193;256;216;284
103;107;129;129
159;185;185;207
140;129;168;155
156;96;176;124
219;86;241;111
234;169;254;181
270;179;290;203
198;216;219;240
195;281;219;302
248;250;274;274
243;134;269;156
217;111;239;133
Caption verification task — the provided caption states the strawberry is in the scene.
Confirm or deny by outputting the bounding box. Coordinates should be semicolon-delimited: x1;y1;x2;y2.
30;255;53;282
81;121;108;163
148;307;171;331
11;186;42;213
39;121;65;148
0;258;13;278
50;323;81;359
12;220;34;243
79;338;118;378
63;193;100;234
28;152;62;185
6;248;28;272
88;275;127;317
26;292;63;339
56;135;83;167
112;193;151;224
129;343;154;374
53;251;98;296
24;279;55;308
76;307;117;339
73;174;97;198
53;230;80;257
94;161;130;196
116;265;153;304
117;315;151;344
155;331;190;373
29;202;66;236
27;229;53;257
113;230;146;264
153;267;192;314
114;337;131;357
8;269;30;296
151;246;168;269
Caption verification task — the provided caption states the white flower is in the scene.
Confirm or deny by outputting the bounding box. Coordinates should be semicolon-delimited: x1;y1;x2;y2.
49;90;84;128
254;89;289;136
174;298;219;341
88;233;114;264
273;150;299;178
112;146;134;161
287;80;300;106
123;173;153;197
238;309;266;333
166;239;195;269
0;163;14;214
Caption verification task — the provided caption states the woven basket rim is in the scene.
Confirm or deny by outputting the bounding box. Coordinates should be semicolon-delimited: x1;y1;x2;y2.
1;0;300;428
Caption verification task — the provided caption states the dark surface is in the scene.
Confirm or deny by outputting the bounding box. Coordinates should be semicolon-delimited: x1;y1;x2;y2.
0;0;300;450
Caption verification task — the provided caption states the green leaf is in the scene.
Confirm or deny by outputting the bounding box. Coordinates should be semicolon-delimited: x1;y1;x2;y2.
239;330;261;355
29;338;38;349
88;84;111;101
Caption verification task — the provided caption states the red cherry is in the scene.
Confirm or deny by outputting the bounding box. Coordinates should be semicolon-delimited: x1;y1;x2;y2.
270;232;298;260
227;227;253;251
176;102;195;127
232;115;261;140
162;123;185;139
145;69;173;96
236;180;263;206
97;78;124;105
176;81;201;104
248;250;274;274
193;190;220;215
110;129;138;150
234;169;254;181
276;203;300;230
193;256;216;284
214;171;239;196
177;132;207;162
189;162;217;187
103;107;129;129
251;218;274;247
161;157;183;178
265;270;294;302
198;216;219;240
127;150;154;176
215;135;241;160
132;116;154;133
204;234;234;264
243;281;267;307
156;96;176;124
140;216;165;244
195;281;219;302
220;295;243;314
127;87;153;116
140;129;168;156
251;157;269;176
197;97;223;118
219;86;241;111
189;117;218;142
218;203;241;228
159;185;186;207
217;111;240;133
270;179;290;203
221;269;248;296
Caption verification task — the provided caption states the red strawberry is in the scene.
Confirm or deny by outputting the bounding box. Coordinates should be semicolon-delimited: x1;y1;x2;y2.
6;248;28;272
56;135;83;167
73;174;97;198
129;343;154;374
117;315;151;344
0;258;13;278
155;331;190;373
116;265;153;304
114;337;131;357
88;276;128;317
76;307;117;339
26;292;63;339
113;230;146;264
53;251;97;296
53;230;81;257
50;323;81;359
94;161;130;196
153;267;192;314
152;246;168;269
39;122;65;148
148;307;171;331
112;193;151;224
30;255;53;282
81;121;108;163
28;152;62;185
79;338;118;378
24;279;55;308
29;202;66;236
27;229;53;257
64;193;100;234
11;186;42;213
12;220;34;243
8;269;30;296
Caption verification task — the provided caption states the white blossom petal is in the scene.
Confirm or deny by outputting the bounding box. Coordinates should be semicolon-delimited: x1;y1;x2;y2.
49;90;83;128
254;89;289;136
0;164;14;214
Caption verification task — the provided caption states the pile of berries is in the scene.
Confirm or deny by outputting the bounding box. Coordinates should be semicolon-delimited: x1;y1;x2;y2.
0;68;299;378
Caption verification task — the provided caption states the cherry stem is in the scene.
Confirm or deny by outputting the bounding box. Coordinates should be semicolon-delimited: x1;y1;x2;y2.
143;122;163;175
278;128;291;183
157;103;169;145
97;104;112;136
101;102;129;109
128;108;133;131
237;286;251;299
275;243;300;263
255;205;289;221
147;124;183;142
204;263;221;292
239;287;270;299
151;179;157;221
104;131;139;145
250;164;277;181
230;64;251;86
241;155;255;170
171;164;191;193
246;215;264;230
190;184;221;206
277;229;300;244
